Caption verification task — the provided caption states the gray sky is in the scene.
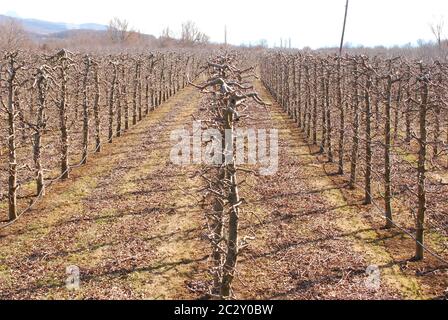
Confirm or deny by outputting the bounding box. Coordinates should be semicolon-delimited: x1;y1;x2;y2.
2;0;448;48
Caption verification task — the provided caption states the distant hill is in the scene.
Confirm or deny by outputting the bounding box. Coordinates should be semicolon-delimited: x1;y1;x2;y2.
0;14;167;48
48;28;158;43
0;14;108;35
49;29;109;39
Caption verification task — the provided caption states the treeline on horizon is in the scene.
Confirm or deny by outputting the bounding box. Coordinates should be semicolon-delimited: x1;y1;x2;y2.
0;15;447;61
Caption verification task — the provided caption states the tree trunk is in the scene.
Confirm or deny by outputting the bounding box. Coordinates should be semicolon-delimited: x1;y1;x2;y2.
81;56;91;165
108;63;117;143
306;63;312;138
291;57;297;122
132;62;138;125
59;59;70;180
384;75;393;229
220;108;240;299
145;76;150;115
122;66;129;131
319;63;326;151
312;63;318;145
415;69;429;261
364;72;372;204
116;85;122;137
393;80;402;141
349;63;359;189
34;67;47;197
297;57;302;128
325;68;333;162
211;167;224;296
337;60;345;174
6;56;18;221
93;65;101;153
138;65;142;121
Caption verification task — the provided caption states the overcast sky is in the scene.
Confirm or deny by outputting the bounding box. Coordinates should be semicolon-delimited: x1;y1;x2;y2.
2;0;447;48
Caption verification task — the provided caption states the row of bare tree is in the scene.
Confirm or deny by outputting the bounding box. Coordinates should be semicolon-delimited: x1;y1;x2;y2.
260;52;448;261
0;49;204;223
192;53;268;298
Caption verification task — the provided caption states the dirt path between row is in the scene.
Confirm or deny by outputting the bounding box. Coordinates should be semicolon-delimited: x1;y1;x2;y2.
0;85;209;299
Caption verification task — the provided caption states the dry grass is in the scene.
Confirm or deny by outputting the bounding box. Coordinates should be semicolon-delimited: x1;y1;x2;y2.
0;79;446;300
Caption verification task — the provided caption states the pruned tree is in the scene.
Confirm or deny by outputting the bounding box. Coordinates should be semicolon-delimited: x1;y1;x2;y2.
192;54;270;299
383;66;394;229
32;65;51;196
415;63;430;260
361;58;373;204
349;60;360;190
1;52;22;220
108;61;118;143
52;49;73;180
81;55;92;164
92;60;101;153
